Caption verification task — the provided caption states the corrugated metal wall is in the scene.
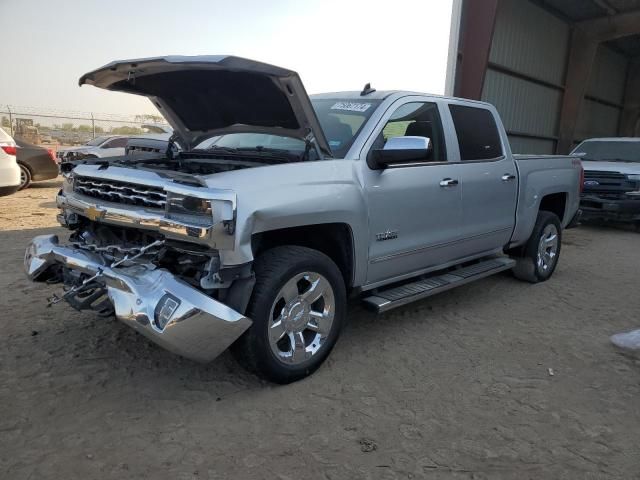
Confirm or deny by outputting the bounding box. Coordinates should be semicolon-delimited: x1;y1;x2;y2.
587;46;628;104
575;45;628;142
483;70;562;141
576;99;622;139
481;0;570;154
463;0;634;154
489;0;569;85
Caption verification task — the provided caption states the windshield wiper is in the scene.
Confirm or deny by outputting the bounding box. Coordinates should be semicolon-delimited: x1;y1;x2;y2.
228;146;299;163
207;145;240;154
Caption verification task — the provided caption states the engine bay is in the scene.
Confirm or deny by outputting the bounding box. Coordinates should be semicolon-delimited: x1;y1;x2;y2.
68;221;220;291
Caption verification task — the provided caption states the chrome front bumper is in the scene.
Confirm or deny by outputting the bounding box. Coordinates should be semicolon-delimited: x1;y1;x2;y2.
24;235;252;363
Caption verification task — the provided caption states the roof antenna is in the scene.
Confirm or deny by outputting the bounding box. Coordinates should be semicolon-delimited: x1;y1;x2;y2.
360;83;376;96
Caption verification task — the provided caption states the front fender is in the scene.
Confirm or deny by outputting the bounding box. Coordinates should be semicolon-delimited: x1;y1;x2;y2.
212;161;369;286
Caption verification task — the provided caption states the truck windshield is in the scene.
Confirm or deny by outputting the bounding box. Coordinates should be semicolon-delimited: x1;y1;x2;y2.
311;98;381;157
194;98;381;158
198;133;305;152
574;140;640;163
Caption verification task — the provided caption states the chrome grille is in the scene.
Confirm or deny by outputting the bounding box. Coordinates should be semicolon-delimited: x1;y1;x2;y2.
584;171;626;180
74;176;167;209
582;170;637;198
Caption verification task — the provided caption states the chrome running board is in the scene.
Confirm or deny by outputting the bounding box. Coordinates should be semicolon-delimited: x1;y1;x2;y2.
362;257;516;313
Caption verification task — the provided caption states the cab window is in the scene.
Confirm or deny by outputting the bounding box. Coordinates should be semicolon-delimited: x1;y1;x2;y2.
102;137;128;149
375;102;446;163
448;105;503;161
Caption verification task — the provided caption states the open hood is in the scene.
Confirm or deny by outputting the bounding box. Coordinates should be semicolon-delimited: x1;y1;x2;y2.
79;55;331;156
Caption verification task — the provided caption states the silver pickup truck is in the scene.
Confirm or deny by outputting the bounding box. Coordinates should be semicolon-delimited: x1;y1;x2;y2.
24;56;582;383
572;137;640;225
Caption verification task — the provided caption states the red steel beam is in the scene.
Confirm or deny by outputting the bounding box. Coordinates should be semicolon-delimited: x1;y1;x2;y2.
455;0;499;100
556;29;599;154
619;59;640;137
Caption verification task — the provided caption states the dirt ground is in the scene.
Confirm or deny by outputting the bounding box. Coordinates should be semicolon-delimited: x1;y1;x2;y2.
1;179;639;480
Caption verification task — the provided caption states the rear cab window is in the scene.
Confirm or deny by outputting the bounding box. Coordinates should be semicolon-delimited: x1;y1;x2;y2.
448;105;503;161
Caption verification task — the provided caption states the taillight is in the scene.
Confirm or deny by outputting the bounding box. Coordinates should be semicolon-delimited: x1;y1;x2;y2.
47;148;56;162
1;144;16;156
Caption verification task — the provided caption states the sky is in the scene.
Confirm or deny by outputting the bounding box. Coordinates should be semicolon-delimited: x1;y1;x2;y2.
0;0;454;117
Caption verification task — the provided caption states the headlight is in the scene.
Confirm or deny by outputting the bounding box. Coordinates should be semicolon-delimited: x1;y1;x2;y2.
166;193;214;226
625;175;640;197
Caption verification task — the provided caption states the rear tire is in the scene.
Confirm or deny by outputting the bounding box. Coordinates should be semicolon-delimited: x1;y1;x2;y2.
232;246;347;384
18;163;31;190
512;211;562;283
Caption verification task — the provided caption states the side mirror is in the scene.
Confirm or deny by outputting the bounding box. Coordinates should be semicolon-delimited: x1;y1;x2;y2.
370;136;432;169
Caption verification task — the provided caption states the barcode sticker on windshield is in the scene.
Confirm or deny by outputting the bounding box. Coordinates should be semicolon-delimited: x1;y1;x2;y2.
331;102;372;113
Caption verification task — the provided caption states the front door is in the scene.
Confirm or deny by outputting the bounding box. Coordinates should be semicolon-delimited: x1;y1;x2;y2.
362;99;463;285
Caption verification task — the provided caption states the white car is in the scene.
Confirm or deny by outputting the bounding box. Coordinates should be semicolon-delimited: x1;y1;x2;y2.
125;124;174;157
57;135;129;162
0;127;21;196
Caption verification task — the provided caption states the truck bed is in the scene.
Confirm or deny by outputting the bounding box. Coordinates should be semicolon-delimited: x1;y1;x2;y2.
510;154;582;247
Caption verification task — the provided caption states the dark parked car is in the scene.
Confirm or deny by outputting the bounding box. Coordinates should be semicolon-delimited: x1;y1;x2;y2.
16;140;59;190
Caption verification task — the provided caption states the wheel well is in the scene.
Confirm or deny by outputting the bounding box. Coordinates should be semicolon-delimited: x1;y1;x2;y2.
251;223;355;288
18;161;32;174
539;193;566;223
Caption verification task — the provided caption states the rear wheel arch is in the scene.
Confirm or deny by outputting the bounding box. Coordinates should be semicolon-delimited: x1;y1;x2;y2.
538;192;567;223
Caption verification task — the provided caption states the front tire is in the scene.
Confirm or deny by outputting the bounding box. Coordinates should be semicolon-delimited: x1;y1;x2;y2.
512;211;562;283
232;246;347;384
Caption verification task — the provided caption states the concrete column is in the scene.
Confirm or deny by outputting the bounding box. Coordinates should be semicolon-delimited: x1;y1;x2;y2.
619;58;640;137
454;0;499;100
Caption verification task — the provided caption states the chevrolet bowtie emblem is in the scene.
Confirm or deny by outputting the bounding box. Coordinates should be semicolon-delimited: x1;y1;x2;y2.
85;205;105;221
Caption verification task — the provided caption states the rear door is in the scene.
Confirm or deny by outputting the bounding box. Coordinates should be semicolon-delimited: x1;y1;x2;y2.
362;97;464;284
447;103;517;253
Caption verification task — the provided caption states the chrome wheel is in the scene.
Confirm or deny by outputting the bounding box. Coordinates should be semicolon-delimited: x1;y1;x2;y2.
19;165;30;190
268;271;335;365
536;224;558;272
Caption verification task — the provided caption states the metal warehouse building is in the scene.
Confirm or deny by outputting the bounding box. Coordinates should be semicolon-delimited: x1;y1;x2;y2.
449;0;640;154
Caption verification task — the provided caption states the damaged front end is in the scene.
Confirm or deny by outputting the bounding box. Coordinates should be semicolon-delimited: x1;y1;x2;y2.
25;233;251;362
24;164;253;363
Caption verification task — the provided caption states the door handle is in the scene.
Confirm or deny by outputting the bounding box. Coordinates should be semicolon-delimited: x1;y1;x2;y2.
501;173;516;181
439;178;459;187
